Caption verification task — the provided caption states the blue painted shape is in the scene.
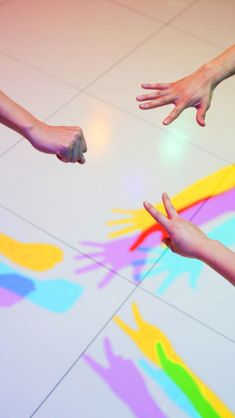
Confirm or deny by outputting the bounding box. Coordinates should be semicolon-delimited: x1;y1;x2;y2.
28;279;83;313
139;358;201;418
134;217;235;294
0;273;35;296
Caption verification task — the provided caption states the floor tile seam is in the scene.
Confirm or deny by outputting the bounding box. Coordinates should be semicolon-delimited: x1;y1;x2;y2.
30;248;235;416
0;22;163;95
105;0;200;27
168;23;227;50
81;90;232;165
29;282;140;417
82;24;168;92
138;249;235;344
0;90;84;161
0;138;23;160
0;49;82;91
0;203;140;288
137;285;235;343
140;164;235;282
104;0;165;23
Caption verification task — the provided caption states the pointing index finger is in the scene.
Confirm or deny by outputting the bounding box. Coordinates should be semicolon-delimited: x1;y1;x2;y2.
143;201;171;233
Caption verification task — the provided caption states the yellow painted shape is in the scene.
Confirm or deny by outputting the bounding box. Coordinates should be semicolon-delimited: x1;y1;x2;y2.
109;164;235;238
114;304;234;418
0;233;63;271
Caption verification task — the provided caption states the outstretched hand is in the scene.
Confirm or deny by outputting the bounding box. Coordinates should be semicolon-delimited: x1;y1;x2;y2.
137;67;215;126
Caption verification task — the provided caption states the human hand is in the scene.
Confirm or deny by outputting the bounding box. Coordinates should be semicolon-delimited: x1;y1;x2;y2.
143;193;210;259
25;120;87;163
136;66;215;126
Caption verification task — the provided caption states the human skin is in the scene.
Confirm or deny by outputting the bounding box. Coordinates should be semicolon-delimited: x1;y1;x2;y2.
0;89;87;163
144;193;235;285
137;44;235;126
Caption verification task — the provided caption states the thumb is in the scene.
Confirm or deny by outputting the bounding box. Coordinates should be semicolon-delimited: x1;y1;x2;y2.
162;237;171;248
196;103;208;127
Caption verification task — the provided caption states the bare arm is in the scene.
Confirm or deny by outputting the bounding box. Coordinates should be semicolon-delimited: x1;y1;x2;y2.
0;89;87;163
137;44;235;126
144;194;235;286
198;240;235;286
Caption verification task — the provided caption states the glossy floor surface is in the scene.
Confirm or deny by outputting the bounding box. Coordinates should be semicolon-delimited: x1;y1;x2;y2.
0;1;234;417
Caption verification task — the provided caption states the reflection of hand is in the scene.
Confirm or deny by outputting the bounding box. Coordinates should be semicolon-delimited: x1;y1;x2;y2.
26;121;87;163
144;193;209;259
114;304;173;365
156;343;219;418
139;358;201;418
74;236;153;288
83;338;166;418
109;165;234;240
136;67;214;126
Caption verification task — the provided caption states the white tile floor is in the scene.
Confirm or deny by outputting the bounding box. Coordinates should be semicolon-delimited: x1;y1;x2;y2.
0;1;234;417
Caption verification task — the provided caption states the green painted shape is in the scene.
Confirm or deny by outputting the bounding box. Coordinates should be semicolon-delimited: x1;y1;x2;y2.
156;342;220;418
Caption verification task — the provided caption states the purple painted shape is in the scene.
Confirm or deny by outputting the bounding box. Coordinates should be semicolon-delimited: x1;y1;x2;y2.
83;338;166;418
190;187;235;224
75;233;162;288
0;288;24;307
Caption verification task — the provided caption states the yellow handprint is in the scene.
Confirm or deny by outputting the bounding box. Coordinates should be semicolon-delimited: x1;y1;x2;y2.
114;303;234;418
0;233;63;271
108;164;235;238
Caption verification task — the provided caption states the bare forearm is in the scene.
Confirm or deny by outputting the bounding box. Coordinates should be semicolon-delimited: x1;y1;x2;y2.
199;44;235;87
199;239;235;286
0;89;39;139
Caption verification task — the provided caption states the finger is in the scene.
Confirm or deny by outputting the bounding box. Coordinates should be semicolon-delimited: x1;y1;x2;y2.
132;303;144;328
83;354;107;375
57;146;72;163
163;104;184;125
71;142;79;163
143;201;171;233
81;137;88;153
141;83;171;90
196;103;208;127
136;92;164;102
77;155;86;164
104;338;116;363
139;96;173;110
114;315;136;338
162;237;172;248
162;193;178;219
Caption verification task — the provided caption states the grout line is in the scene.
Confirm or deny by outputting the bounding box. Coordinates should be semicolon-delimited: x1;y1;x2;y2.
30;241;235;416
0;49;82;90
81;25;165;91
137;285;235;344
0;203;137;289
82;90;232;165
140;164;235;281
82;0;201;93
105;0;199;26
29;282;139;417
0;138;23;159
0;89;83;161
169;24;226;50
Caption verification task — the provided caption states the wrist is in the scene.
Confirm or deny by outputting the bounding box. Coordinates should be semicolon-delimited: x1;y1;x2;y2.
22;117;45;143
196;238;221;263
199;62;226;88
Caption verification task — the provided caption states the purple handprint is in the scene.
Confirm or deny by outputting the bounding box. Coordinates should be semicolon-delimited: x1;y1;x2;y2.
75;233;163;288
83;338;166;418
